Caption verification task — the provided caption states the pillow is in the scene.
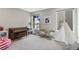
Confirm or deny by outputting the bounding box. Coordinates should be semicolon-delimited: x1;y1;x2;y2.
49;32;54;36
0;27;3;31
40;31;45;35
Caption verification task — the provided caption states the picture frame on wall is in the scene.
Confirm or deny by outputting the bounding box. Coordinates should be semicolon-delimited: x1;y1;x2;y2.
45;17;49;23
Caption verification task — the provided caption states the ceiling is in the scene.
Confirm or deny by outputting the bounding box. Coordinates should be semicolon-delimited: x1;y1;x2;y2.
21;8;48;12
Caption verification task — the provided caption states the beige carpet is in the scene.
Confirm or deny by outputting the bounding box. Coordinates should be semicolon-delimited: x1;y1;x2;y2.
7;35;67;50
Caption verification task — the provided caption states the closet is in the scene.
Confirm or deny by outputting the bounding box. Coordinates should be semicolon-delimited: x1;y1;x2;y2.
56;9;77;33
55;8;78;44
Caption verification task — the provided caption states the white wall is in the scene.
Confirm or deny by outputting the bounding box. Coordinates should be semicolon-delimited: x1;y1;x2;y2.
73;9;78;38
31;9;57;31
31;8;78;38
0;8;31;29
31;8;68;31
77;8;79;43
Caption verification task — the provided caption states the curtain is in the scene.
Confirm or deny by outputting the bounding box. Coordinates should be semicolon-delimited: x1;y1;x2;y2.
54;22;77;45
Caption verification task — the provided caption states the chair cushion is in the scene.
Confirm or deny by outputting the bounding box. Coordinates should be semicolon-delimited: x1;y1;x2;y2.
0;37;11;50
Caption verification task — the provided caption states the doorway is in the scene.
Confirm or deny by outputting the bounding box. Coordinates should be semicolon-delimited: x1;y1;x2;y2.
32;15;40;34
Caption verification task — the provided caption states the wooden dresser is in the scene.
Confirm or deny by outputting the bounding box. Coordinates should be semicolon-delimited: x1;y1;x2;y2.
8;27;27;40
